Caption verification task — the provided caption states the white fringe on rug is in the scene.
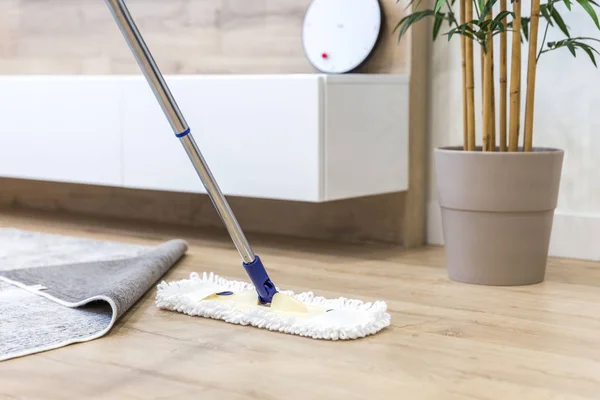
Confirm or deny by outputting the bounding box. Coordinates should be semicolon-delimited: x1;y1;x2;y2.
156;272;391;340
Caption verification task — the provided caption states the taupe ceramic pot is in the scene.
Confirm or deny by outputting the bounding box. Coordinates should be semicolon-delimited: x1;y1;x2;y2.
434;146;564;286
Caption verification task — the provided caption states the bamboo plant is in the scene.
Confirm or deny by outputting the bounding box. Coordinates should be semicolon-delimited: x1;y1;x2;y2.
396;0;600;151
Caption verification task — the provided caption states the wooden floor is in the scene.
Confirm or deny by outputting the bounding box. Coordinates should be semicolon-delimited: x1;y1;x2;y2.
2;210;600;400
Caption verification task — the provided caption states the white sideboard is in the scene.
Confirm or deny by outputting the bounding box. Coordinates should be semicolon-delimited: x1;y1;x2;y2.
0;74;409;202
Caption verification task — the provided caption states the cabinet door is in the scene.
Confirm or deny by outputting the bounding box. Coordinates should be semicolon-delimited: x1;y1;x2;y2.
121;75;323;201
323;78;409;200
0;77;122;186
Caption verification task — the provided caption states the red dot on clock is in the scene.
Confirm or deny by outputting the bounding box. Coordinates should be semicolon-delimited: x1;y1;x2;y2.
321;52;328;59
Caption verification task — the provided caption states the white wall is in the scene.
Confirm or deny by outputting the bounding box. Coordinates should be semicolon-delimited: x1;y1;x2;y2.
426;1;600;261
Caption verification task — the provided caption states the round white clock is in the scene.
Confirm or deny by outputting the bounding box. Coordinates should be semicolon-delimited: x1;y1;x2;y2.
301;0;382;74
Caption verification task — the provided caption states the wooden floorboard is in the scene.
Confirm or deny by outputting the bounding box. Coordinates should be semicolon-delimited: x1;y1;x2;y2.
1;209;600;400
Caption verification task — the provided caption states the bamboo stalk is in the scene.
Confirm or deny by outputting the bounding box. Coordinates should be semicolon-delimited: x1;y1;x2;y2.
523;0;541;151
481;46;485;145
482;16;494;152
461;0;468;150
499;0;508;151
465;0;476;151
508;0;522;151
490;42;496;151
481;46;485;114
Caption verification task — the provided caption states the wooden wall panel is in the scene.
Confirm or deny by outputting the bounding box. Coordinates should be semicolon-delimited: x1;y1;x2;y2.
0;0;410;75
403;0;430;248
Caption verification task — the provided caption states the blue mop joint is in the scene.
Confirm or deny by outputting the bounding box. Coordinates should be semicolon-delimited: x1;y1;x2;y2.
242;255;277;304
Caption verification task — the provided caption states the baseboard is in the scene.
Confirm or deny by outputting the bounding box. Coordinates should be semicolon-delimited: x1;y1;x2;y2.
427;201;600;262
0;177;407;246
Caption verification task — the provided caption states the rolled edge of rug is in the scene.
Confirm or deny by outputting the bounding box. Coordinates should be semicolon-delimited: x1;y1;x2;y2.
0;238;187;361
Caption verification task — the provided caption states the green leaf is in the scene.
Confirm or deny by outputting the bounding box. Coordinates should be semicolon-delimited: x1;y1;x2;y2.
522;15;530;40
564;0;572;10
578;43;598;66
480;19;494;30
445;21;478;41
492;29;511;37
396;19;413;43
540;36;600;61
479;0;486;17
497;22;506;32
392;14;410;34
447;27;457;40
575;40;600;50
404;0;423;11
446;9;458;26
434;0;446;13
402;0;415;6
540;4;555;26
478;0;500;22
469;18;482;28
458;31;477;40
491;18;508;33
493;10;513;23
576;0;600;30
574;36;600;44
433;13;445;39
394;10;436;43
551;7;571;37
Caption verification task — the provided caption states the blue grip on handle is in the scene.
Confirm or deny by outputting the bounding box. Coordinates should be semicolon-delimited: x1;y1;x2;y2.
243;255;277;304
176;128;190;138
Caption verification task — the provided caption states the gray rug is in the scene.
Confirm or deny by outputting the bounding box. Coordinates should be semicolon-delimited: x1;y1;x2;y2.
0;228;187;361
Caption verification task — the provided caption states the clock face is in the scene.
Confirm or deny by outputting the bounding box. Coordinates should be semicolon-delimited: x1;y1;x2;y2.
302;0;382;74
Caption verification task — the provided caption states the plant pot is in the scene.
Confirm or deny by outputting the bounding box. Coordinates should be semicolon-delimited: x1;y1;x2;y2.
434;146;564;286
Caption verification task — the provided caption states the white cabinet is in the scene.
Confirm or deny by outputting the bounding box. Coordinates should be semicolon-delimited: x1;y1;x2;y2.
0;76;122;186
323;75;409;200
0;74;409;202
121;75;322;201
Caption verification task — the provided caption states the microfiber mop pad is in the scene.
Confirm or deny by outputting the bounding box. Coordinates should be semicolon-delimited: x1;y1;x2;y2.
156;272;391;340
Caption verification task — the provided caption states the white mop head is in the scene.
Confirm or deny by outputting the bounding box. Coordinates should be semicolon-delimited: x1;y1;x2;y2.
155;272;391;340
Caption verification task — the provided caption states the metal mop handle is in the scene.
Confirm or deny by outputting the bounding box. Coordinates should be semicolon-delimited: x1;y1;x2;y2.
104;0;277;304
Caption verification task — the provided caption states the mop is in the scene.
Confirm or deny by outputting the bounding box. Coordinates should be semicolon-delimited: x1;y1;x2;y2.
105;0;391;340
